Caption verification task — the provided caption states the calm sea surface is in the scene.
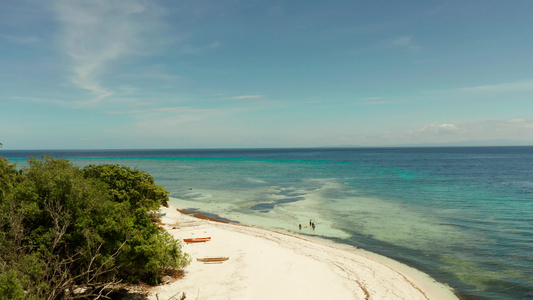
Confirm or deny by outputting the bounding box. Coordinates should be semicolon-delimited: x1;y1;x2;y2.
2;147;532;299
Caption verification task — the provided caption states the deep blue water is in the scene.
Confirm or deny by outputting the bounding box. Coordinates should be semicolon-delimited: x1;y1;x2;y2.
2;147;532;299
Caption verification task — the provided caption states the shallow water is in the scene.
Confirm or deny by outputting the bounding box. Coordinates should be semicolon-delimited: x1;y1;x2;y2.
3;147;533;299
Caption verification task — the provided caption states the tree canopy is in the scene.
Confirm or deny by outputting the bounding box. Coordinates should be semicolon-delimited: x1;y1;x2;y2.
82;164;170;210
0;155;189;299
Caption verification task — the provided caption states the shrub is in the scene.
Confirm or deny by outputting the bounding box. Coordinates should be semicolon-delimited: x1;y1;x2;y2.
0;156;189;299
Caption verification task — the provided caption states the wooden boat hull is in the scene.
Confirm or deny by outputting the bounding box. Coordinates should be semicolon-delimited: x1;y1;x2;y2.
196;257;229;262
183;237;211;243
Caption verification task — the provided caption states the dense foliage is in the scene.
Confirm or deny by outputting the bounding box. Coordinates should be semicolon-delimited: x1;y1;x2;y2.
0;155;189;299
82;164;169;209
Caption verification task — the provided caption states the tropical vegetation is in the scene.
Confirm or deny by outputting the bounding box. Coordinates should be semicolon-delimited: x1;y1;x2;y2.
0;151;189;299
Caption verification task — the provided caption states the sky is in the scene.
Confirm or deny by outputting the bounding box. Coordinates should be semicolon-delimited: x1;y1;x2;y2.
1;0;533;149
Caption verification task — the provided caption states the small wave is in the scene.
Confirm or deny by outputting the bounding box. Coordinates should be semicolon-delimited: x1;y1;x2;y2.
245;178;267;184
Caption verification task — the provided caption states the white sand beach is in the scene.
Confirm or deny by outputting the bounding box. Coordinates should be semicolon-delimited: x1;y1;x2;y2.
148;205;458;300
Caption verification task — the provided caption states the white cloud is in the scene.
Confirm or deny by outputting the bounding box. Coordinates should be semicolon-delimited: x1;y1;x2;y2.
54;0;163;104
417;123;459;135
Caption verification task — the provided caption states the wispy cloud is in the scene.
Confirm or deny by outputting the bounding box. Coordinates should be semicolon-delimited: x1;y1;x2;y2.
179;41;223;54
54;0;163;104
422;79;533;99
445;79;533;94
404;119;533;144
390;36;420;51
106;106;213;115
1;34;40;44
362;100;394;105
358;96;394;105
11;96;72;107
208;41;222;48
121;64;183;83
226;95;265;100
479;119;533;131
423;79;533;104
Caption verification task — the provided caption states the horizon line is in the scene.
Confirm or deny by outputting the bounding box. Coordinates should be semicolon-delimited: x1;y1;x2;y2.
2;144;533;152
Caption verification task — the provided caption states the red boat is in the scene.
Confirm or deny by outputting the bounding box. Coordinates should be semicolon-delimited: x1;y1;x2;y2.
183;237;211;244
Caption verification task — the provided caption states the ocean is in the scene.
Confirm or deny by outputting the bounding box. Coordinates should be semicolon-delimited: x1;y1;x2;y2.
2;147;532;299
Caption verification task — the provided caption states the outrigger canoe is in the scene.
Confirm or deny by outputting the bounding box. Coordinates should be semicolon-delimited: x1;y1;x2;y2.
196;257;229;263
183;237;211;244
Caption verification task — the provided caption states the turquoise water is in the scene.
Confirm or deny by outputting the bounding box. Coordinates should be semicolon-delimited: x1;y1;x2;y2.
3;147;533;299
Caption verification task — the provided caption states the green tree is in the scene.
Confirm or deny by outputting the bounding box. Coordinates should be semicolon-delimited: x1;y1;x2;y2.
0;269;26;300
0;156;189;299
82;164;188;283
82;164;170;210
0;157;22;202
2;157;128;298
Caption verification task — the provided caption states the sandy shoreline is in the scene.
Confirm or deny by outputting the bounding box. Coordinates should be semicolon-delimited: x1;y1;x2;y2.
148;205;457;300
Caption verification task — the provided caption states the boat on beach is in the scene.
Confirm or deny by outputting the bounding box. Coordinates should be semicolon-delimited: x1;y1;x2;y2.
196;257;229;263
183;237;211;243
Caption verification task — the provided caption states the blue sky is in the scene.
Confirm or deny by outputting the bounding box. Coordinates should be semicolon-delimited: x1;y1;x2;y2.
1;0;533;149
